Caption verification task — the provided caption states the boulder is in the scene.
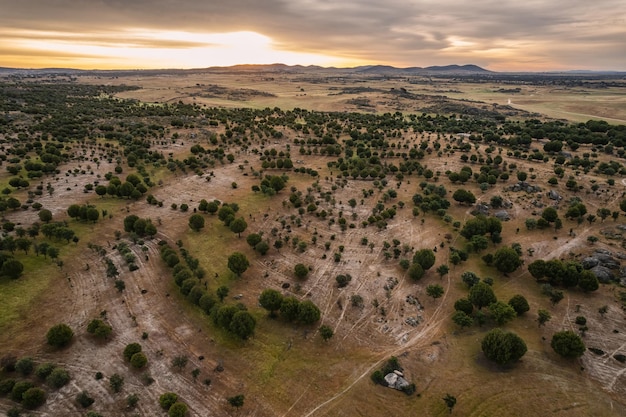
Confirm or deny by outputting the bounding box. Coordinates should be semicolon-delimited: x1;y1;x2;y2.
384;373;410;390
473;203;490;216
495;210;511;221
582;257;599;269
591;265;614;283
548;190;561;201
594;253;620;270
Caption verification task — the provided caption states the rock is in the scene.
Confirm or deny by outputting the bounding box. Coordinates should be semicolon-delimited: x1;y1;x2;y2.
591;265;614;283
384;373;410;390
582;257;599;269
595;253;620;270
548;190;561;200
495;210;511;221
473;203;490;216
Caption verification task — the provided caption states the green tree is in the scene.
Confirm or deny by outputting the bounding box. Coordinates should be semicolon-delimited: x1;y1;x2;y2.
437;264;449;277
426;284;444;300
413;248;436;270
319;325;334;341
1;259;24;279
109;373;124;393
259;289;283;317
216;285;229;302
227;252;249;276
46;367;70;389
407;262;425;281
246;233;262;248
294;263;309;279
537;309;552;327
298;300;321;324
551;330;585;358
22;387;46;409
443;393;457;414
168;402;188;417
230;217;248;237
227;394;245;409
38;209;52;223
452;311;473;328
46;323;74;348
159;392;179;410
481;328;527;365
280;296;301;321
123;343;142;361
454;298;473;315
188;214;205;231
468;282;497;310
87;319;112;339
541;207;559;223
508;295;530;316
578;270;599;292
130;352;148;369
493;246;523;274
230;311;256;339
171;355;189;371
489;301;517;325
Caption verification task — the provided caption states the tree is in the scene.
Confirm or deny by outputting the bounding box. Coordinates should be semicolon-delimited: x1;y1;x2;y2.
171;355;189;371
216;285;229;302
109;373;124;393
188;214;205;231
46;367;70;389
468;282;497;309
227;252;249;276
259;289;283;317
452;189;476;205
229;311;256;339
319;325;334;341
407;262;425;281
452;311;473;328
123;343;142;361
230;217;247;237
22;387;46;409
443;394;457;414
280;296;301;321
537;309;552;327
227;394;245;409
294;263;309;279
541;207;559;223
461;271;480;288
454;298;473;315
481;328;527;365
168;402;188;417
298;300;321;324
130;352;148;369
489;301;517;325
578;271;599;292
15;357;34;375
1;259;24;279
46;323;74;348
159;392;179;410
508;295;530;316
493;246;523;274
437;264;449;278
38;209;52;223
413;248;436;270
426;284;444;300
551;330;585;358
246;233;262;248
620;198;626;214
87;319;112;339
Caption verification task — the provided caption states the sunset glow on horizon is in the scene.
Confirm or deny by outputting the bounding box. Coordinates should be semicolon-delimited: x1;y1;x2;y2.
1;1;625;72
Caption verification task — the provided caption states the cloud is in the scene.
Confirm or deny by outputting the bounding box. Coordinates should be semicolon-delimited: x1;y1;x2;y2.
1;0;624;70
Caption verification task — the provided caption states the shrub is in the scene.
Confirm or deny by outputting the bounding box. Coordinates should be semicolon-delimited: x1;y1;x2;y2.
11;380;34;402
46;367;70;389
76;391;95;408
123;343;142;361
130;352;148;369
15;357;34;376
35;363;55;380
46;323;74;348
168;401;188;417
159;392;179;410
21;387;46;409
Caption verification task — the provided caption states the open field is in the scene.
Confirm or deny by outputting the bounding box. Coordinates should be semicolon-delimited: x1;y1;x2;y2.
1;69;626;416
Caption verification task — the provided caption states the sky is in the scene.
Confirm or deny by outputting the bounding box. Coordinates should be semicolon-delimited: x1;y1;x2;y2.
1;0;625;72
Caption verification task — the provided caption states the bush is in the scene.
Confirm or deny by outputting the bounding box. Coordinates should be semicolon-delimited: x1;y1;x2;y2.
130;352;148;369
551;330;586;358
0;378;16;395
46;367;70;389
35;363;56;380
76;391;95;408
168;402;189;417
109;373;124;393
21;387;46;409
159;392;179;410
11;380;34;402
87;319;112;339
46;323;74;348
123;343;142;361
508;295;530;316
15;357;34;376
481;328;527;365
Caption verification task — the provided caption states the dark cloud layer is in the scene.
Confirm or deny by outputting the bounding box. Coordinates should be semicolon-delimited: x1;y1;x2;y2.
1;0;624;70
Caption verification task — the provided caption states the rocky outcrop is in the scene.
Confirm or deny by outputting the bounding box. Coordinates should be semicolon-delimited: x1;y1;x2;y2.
495;210;511;221
384;372;410;390
582;249;624;283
